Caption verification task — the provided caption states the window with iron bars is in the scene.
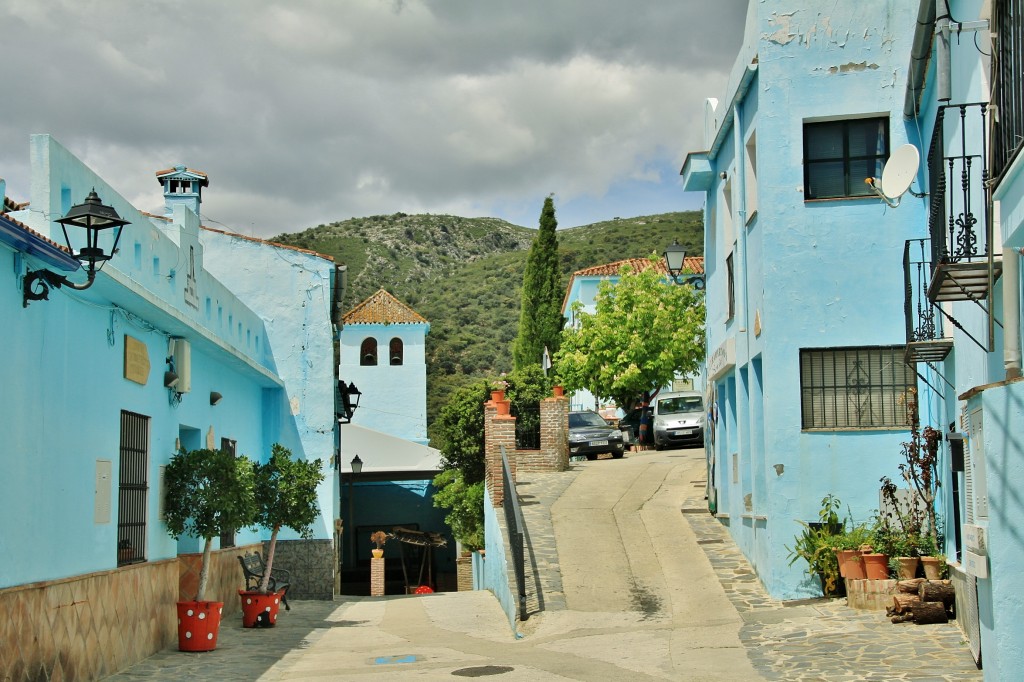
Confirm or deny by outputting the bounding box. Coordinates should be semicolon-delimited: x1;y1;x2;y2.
799;346;915;429
118;410;150;566
992;0;1024;181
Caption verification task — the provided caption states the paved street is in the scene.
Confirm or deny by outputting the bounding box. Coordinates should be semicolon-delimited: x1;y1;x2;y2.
108;448;981;681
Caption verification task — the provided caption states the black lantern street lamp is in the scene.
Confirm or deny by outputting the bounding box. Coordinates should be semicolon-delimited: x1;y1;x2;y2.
663;239;687;285
337;380;362;424
23;189;130;307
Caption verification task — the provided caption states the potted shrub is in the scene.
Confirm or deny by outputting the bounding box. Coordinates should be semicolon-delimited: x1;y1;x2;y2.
786;496;844;597
242;443;324;627
164;447;257;651
371;530;388;559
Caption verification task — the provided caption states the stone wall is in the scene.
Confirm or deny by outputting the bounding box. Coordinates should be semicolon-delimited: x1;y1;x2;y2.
262;538;335;600
0;560;178;681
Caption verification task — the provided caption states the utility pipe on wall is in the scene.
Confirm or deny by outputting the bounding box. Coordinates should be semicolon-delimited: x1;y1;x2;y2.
935;0;951;102
1005;247;1022;379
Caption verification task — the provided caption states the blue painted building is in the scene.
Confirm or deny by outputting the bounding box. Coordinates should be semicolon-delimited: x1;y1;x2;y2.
895;0;1024;676
681;3;926;600
560;256;706;411
336;289;455;590
0;136;342;677
685;1;1024;675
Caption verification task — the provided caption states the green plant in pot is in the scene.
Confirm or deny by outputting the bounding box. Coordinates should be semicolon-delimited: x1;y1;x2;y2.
786;495;844;597
243;443;324;627
164;447;257;651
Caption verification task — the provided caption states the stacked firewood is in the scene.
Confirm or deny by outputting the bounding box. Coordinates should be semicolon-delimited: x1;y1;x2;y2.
886;578;956;624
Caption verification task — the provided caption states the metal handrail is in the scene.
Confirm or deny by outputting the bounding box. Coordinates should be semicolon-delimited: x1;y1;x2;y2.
499;444;528;621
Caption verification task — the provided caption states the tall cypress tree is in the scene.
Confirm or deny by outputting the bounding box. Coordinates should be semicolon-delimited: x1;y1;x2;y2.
513;196;563;371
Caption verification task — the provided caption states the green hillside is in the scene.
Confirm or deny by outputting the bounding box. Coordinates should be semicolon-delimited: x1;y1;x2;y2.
272;210;703;437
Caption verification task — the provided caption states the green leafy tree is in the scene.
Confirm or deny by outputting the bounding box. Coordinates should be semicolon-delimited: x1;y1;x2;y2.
163;448;257;601
432;470;485;550
554;257;706;410
253;444;325;593
432;380;491;549
513;196;563;370
433;380;490;483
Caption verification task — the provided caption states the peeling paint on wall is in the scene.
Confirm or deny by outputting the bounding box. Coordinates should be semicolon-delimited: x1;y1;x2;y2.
765;11;799;45
827;62;880;74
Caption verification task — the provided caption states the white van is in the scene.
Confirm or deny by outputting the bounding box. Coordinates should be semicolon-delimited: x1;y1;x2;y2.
651;391;704;450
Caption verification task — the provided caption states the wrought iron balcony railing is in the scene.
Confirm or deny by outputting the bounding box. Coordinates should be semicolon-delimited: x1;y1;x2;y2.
926;103;1001;303
904;238;953;364
992;0;1024;183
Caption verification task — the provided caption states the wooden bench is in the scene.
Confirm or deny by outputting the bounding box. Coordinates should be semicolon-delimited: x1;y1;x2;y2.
238;552;291;610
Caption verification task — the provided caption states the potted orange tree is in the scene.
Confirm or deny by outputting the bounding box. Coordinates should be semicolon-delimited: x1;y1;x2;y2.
163;447;256;651
241;443;324;627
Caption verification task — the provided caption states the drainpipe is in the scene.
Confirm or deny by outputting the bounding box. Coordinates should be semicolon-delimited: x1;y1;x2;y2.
1005;247;1022;379
935;0;951;102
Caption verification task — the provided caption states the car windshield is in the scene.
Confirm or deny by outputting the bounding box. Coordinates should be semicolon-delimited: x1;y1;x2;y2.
569;412;609;428
657;396;702;415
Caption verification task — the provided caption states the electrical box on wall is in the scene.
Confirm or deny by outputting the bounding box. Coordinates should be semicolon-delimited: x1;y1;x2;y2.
171;337;192;393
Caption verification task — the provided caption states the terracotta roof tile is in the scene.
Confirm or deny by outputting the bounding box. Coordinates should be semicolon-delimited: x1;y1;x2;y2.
3;196;29;212
0;212;72;254
571;256;704;277
343;289;428;325
562;256;705;313
154;166;209;186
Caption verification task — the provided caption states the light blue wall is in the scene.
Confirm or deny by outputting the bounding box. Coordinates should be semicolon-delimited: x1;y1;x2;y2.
199;228;338;540
0;135;304;588
966;383;1024;680
341;321;429;444
481;490;517;629
691;3;925;599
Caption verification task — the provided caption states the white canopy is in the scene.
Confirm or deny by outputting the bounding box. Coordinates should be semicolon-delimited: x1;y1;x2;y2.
340;424;443;474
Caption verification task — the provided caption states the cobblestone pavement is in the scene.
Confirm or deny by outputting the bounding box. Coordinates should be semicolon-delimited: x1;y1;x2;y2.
518;450;981;681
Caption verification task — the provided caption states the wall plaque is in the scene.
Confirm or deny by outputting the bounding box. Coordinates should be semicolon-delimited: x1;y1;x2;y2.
124;335;151;385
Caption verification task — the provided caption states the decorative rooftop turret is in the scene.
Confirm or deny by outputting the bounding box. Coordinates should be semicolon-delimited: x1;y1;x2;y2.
155;165;209;217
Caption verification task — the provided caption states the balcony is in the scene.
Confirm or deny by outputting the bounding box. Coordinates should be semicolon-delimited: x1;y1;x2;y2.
925;103;1001;305
904;238;953;364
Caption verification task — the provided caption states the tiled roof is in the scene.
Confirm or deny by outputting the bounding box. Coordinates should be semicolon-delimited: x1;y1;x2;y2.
154;166;209;186
572;256;704;277
3;196;29;212
562;256;706;313
343;289;428;325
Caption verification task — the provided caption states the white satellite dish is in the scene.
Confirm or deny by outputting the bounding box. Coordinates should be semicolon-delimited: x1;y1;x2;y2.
867;144;920;207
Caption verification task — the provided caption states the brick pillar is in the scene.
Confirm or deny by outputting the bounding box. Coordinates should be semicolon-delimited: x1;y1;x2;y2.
484;398;516;507
538;394;569;471
370;557;385;597
456;552;473;591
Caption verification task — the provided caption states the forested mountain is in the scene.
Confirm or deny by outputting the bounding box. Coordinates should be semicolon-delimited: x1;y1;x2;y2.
272;210;703;436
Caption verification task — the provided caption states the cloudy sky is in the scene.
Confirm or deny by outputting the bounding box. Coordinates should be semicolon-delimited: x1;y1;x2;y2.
1;1;745;238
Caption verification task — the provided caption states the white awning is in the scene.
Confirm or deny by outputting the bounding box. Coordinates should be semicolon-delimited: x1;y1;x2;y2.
340;424;443;474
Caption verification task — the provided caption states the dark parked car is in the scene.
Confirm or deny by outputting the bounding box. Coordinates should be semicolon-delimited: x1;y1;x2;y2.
568;410;625;460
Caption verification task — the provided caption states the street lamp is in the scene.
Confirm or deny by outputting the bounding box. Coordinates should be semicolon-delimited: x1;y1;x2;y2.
23;189;130;307
348;454;363;568
337;380;362;424
663;239;687;285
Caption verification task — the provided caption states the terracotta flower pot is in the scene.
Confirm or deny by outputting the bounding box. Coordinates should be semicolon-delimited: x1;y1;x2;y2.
239;590;284;628
861;553;890;580
896;556;920;579
491;390;505;403
920;556;942;580
177;601;223;651
495;400;510;415
552;385;565;397
835;549;866;580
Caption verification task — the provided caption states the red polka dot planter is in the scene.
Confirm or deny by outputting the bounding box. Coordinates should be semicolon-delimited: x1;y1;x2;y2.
176;601;223;652
239;589;284;628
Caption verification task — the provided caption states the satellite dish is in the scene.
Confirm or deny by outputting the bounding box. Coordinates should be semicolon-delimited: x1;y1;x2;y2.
879;144;920;199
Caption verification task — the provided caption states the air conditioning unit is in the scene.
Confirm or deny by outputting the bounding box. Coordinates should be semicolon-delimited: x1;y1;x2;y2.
170;337;191;393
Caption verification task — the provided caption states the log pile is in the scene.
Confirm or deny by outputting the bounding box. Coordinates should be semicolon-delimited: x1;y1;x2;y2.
886;578;955;624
